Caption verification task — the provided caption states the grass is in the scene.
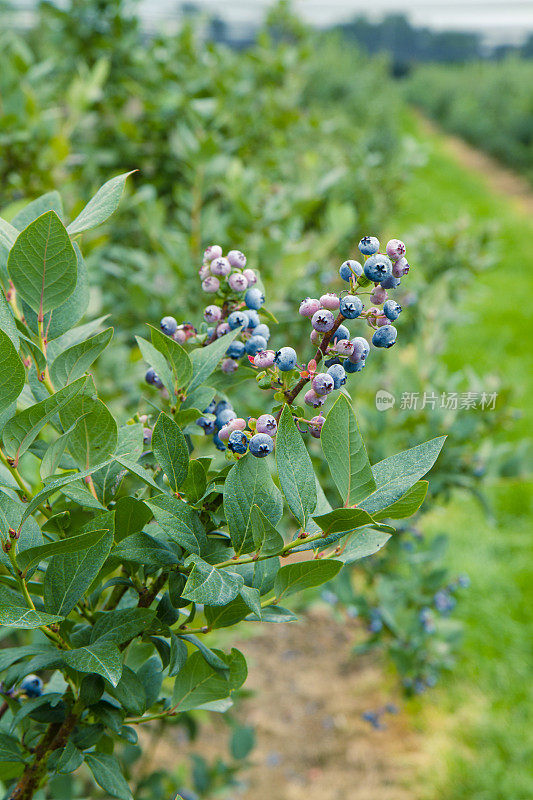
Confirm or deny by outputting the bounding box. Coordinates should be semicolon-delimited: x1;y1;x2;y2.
385;112;533;799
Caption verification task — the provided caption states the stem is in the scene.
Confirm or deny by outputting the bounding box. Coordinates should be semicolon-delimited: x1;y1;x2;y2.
214;530;329;570
37;318;55;395
0;448;31;497
127;705;178;725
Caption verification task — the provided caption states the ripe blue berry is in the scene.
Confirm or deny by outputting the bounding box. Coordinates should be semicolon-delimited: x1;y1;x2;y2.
228;430;249;454
213;433;226;451
204;400;216;414
216;408;237;429
145;368;163;389
274;347;298;371
160;316;178;336
245;335;268;356
246;310;260;328
358;236;380;255
339;260;363;281
312;372;335;396
256;414;277;436
196;417;216;435
253;323;270;340
228;311;250;330
372;325;397;348
363;253;393;282
249;433;274;457
351;337;370;362
215;400;232;414
383;300;402;321
327;363;346;389
339;295;363;319
311;309;335;332
20;675;43;698
244;287;265;310
380;274;401;290
332;324;350;341
226;340;245;359
344;359;364;373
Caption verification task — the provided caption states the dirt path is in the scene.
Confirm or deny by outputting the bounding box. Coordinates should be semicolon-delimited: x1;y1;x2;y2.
418;114;533;214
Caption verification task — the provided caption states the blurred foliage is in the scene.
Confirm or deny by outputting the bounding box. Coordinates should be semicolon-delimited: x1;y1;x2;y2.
407;58;533;181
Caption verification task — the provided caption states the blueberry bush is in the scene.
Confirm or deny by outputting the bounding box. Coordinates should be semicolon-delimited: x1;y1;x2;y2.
0;175;446;798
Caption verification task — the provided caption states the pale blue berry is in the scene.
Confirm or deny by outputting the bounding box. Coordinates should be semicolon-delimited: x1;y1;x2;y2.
160;316;178;336
245;335;268;356
244;287;265;310
363;254;393;283
274;347;297;371
339;260;363;281
228;311;249;330
339;295;363;319
226;341;245;359
383;300;402;321
249;433;274;457
311;309;335;332
380;274;401;290
246;310;260;328
327;363;346;389
372;325;397;348
333;324;350;341
20;675;43;698
358;236;380;255
253;323;270;340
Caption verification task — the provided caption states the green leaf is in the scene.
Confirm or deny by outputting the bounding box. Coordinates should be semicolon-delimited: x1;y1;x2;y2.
188;330;240;393
312;508;374;537
372;480;428;521
17;527;109;575
112;532;180;568
334;528;392;564
67;172;134;236
0;329;25;415
0;494;42;576
250;505;284;556
259;605;297;623
20;458;114;525
113;455;165;494
179;634;230;673
0;606;64;629
22;244;90;341
276;406;316;527
359;437;446;515
93;423;143;504
12;191;64;230
0;289;19;348
182;555;243;606
0;734;26;763
0;217;18;251
223;454;283;555
60;394;118;470
44;520;114;616
40;416;90;479
3;375;92;464
172;649;246;712
321;394;376;506
8;211;77;314
146;494;207;554
181;460;207;503
169;634;188;677
114;496;152;542
63;642;122;686
136;335;174;398
85;752;133;800
148;325;192;389
151;412;188;492
108;666;146;716
50;328;113;388
204;597;250;629
274;560;343;599
90;608;155;645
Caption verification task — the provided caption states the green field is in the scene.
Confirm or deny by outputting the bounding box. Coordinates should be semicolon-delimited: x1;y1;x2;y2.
390;112;533;799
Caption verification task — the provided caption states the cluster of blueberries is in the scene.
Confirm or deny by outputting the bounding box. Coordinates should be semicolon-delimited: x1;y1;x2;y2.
361;704;399;730
196;398;277;458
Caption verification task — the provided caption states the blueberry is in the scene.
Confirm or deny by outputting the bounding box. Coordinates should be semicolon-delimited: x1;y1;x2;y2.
249;433;274;457
363;253;393;283
383;300;402;321
457;574;470;588
228;430;249;454
203;245;222;262
228;311;250;330
380;274;401;290
226;340;245;359
311;309;335;332
213;433;226;451
216;408;237;429
253;323;270;340
308;414;325;438
304;389;325;408
274;347;297;371
142;428;152;445
20;675;43;698
335;339;354;357
160;316;178;336
227;249;247;268
246;310;260;328
332;324;350;341
350;337;370;361
221;357;238;373
203;401;216;414
243;268;257;285
385;239;406;260
339;259;363;281
372;325;397;348
210;257;231;277
204;305;222;324
339;295;363;319
215;400;232;415
202;276;220;293
245;335;268;356
145;368;163;388
312;372;335;396
324;356;341;368
254;350;276;368
344;359;365;373
299;298;321;318
244;287;265;310
256;414;277;436
228;272;248;292
196;417;216;435
320;293;340;311
392;257;410;277
358;236;380;255
327;363;347;389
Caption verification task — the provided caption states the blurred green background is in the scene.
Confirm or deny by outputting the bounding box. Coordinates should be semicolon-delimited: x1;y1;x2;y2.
0;1;532;798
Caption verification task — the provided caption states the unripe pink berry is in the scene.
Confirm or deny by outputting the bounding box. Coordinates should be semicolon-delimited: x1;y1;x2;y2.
173;329;187;343
202;276;219;293
304;389;326;408
218;423;234;441
216;322;231;337
386;239;406;260
311;309;335;332
228;272;248;292
309;415;325;438
370;286;388;304
243;268;257;285
256;414;277;436
211;257;231;277
199;265;210;280
254;350;276;368
377;315;389;327
204;245;222;262
227;250;247;268
310;329;320;344
335;340;354;356
232;418;247;431
221;358;239;373
320;293;340;311
299;298;321;318
204;305;222;323
392;257;410;277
